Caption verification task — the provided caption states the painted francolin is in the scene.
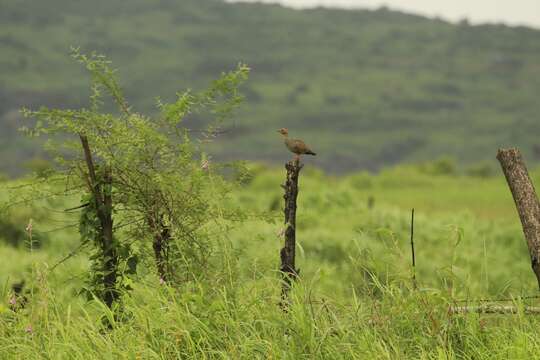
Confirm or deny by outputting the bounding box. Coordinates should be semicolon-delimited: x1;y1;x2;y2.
277;128;316;160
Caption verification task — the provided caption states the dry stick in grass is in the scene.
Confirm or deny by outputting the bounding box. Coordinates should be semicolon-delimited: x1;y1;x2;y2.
280;159;303;309
410;208;417;290
496;148;540;289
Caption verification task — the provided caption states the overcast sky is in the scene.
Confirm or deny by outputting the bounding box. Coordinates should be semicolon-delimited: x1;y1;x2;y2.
227;0;540;28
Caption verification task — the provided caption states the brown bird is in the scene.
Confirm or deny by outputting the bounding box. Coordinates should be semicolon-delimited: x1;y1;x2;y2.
277;128;316;160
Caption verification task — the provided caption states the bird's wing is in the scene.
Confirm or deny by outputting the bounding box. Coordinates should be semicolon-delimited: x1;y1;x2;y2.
289;138;311;154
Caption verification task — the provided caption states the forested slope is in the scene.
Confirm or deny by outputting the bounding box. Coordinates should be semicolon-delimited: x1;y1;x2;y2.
2;0;540;175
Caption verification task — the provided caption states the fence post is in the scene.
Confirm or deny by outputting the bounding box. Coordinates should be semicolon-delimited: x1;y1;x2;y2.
79;134;119;308
497;148;540;289
280;159;303;308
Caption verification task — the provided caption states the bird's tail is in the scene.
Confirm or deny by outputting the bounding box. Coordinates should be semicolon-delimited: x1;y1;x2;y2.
306;150;316;156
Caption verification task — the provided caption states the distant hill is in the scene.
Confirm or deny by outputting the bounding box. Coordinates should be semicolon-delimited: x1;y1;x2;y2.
2;0;540;176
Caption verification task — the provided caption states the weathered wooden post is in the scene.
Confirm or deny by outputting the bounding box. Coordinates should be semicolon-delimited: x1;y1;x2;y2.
80;134;119;308
147;214;170;283
497;148;540;289
280;159;303;308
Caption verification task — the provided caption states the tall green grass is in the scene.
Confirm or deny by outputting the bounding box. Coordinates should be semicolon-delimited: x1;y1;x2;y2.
2;164;540;358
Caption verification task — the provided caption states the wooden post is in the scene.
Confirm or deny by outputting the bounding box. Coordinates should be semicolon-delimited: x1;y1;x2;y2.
80;134;119;308
280;159;303;308
148;213;170;283
497;148;540;289
101;167;118;308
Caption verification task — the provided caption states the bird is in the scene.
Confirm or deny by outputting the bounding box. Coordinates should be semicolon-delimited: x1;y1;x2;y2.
277;128;316;161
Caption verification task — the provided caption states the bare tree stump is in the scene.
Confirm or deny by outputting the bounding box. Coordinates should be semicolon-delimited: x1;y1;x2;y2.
280;159;303;308
497;148;540;289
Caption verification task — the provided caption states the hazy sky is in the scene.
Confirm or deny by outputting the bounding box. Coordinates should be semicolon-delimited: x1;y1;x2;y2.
227;0;540;28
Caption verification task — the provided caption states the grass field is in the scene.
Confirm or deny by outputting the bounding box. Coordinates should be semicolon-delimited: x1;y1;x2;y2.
1;162;540;359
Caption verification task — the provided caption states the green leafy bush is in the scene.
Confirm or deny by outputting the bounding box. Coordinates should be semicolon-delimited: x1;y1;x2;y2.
20;48;249;307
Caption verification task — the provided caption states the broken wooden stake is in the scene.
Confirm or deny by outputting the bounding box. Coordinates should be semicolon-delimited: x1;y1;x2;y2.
497;148;540;290
280;159;303;309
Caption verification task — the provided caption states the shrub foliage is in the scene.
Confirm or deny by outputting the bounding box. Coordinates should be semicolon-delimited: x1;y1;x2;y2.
21;48;249;307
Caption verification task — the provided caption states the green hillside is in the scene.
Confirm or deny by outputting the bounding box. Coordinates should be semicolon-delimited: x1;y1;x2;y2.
2;0;540;176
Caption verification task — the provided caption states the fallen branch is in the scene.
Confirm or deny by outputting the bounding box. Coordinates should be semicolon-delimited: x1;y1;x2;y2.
454;294;540;303
450;305;540;315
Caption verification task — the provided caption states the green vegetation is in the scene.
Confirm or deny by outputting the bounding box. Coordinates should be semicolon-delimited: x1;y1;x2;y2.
2;162;540;358
12;49;251;315
3;2;540;356
2;0;540;176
